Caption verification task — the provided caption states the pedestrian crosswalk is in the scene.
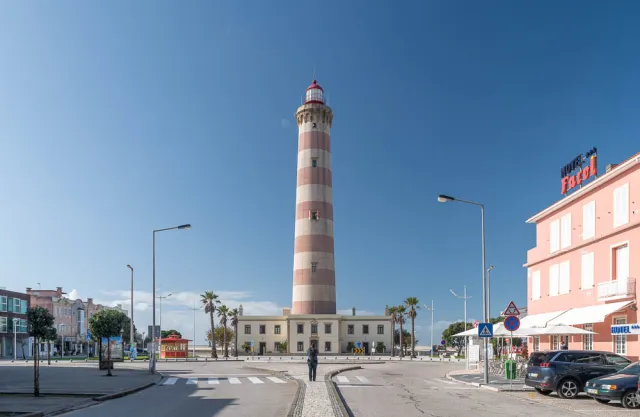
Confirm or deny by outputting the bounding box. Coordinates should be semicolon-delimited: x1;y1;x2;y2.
162;376;289;386
331;375;477;390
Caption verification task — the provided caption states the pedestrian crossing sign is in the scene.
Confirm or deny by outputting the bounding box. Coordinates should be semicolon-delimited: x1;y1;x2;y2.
478;323;493;338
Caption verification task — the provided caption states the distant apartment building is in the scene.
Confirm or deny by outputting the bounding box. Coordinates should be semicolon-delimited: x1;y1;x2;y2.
26;287;127;356
0;288;30;358
525;150;640;359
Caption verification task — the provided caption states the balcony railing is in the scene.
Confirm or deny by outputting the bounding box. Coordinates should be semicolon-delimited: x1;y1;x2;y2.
597;278;636;301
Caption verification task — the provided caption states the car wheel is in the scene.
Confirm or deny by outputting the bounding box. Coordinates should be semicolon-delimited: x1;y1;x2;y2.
557;378;580;399
594;398;610;404
535;388;552;395
621;390;640;409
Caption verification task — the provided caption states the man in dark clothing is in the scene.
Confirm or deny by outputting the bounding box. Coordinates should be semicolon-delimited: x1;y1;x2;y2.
307;343;318;381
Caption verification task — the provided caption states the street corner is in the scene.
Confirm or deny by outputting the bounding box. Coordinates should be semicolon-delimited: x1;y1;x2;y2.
445;371;532;393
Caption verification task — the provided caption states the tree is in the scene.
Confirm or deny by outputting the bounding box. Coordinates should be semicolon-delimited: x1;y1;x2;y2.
442;322;470;355
395;305;407;358
44;327;58;365
161;329;182;338
89;309;128;376
387;306;398;357
217;305;230;358
207;327;234;352
228;308;239;357
201;291;220;358
394;329;417;355
27;306;55;397
404;297;420;358
241;341;251;353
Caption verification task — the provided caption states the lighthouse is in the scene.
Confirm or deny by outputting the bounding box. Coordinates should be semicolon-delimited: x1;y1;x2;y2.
291;79;336;315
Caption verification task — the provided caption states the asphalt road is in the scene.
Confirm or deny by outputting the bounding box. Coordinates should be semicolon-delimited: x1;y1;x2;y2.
334;363;589;417
61;361;297;417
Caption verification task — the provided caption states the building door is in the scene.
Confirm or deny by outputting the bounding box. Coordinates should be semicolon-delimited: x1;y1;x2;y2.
363;342;369;355
259;342;266;355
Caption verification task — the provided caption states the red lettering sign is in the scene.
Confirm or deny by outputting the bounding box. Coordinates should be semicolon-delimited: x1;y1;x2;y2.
561;155;597;194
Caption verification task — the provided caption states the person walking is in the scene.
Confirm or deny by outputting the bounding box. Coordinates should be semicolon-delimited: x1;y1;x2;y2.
307;343;318;382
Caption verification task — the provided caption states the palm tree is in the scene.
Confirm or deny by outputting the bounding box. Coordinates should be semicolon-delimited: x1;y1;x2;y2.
404;297;420;358
388;306;398;357
200;291;220;358
228;308;239;357
396;305;407;358
217;305;230;358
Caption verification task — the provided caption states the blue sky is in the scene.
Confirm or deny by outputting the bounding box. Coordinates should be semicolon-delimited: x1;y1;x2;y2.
1;1;639;344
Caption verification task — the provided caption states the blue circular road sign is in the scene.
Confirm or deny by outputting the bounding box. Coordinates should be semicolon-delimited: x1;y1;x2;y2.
356;341;362;348
440;339;446;345
504;315;520;332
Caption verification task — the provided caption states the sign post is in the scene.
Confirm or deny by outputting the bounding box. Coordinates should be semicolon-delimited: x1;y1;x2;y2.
250;340;254;359
502;301;521;391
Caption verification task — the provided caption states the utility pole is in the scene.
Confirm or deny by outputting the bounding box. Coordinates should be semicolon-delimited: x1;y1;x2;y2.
450;286;472;370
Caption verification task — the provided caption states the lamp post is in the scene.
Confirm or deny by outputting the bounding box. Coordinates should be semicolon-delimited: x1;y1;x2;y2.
438;194;488;383
188;300;198;358
150;223;191;374
450;287;472;370
424;301;435;357
127;264;134;356
157;293;172;359
59;323;66;358
13;318;18;361
487;265;494;318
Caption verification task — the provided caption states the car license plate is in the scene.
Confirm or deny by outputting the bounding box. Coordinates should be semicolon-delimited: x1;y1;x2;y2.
528;373;538;378
587;388;598;394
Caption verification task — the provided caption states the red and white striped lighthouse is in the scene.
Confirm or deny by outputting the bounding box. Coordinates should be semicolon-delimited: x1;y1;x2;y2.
291;79;336;315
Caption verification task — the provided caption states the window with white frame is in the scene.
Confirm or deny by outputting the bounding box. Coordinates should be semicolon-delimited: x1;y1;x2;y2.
19;319;27;333
560;213;572;249
613;183;629;228
0;296;6;312
549;264;560;296
531;271;541;300
533;336;540;352
0;316;6;332
13;298;20;313
549;219;560;253
582;201;595;240
615;244;629;282
614;317;627;354
581;252;594;289
552;335;559;350
558;260;570;294
20;300;27;314
583;324;593;350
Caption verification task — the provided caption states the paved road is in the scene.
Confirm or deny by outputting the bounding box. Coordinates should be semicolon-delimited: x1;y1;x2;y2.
61;362;297;417
334;363;589;417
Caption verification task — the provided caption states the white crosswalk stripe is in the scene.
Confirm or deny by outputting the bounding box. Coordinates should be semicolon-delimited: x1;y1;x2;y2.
228;377;242;384
248;377;264;384
208;378;219;384
337;376;350;383
186;378;198;384
356;376;369;383
267;377;286;384
163;378;178;385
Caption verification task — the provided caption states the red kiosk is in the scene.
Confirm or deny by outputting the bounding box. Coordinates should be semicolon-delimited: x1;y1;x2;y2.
159;334;191;359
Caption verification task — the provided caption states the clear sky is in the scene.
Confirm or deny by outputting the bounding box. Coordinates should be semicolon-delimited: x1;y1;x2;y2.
1;1;639;345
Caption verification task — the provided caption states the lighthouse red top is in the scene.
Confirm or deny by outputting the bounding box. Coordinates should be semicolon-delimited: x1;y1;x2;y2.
304;80;324;104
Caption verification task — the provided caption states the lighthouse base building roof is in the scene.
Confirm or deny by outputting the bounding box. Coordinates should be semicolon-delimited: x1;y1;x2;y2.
236;310;393;355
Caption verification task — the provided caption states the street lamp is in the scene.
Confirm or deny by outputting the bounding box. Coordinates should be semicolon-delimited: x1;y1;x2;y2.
151;223;191;374
423;301;435;357
59;323;66;358
157;293;172;358
187;300;198;359
13;318;19;361
438;194;489;384
127;264;134;357
450;287;472;370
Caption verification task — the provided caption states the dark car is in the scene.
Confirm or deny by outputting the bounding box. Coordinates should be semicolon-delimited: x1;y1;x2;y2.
584;361;640;408
525;350;631;399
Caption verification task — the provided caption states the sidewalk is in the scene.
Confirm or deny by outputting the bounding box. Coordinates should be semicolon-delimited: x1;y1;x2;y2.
0;363;161;416
446;368;534;392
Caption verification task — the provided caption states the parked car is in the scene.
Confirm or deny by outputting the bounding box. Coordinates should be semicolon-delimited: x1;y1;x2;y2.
525;350;631;399
584;361;640;408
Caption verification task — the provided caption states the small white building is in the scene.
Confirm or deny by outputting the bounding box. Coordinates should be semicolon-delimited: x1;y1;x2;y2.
237;306;392;355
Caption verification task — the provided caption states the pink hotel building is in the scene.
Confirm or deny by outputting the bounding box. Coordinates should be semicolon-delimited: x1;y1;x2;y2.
525;151;640;360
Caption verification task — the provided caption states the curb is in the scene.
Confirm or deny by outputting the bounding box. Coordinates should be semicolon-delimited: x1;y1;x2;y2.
445;373;531;392
326;366;362;417
243;366;304;417
21;413;44;417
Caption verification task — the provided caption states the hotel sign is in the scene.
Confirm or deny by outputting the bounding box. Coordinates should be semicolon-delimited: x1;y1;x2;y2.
560;147;597;195
611;323;640;335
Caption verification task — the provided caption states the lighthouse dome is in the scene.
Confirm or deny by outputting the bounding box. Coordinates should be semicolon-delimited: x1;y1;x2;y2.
304;80;324;104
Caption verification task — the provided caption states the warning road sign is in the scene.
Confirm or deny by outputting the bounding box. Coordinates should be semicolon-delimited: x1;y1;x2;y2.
503;301;520;316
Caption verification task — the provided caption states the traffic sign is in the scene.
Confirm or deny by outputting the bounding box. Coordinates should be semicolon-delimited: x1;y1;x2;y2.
250;340;254;347
356;341;362;348
440;339;446;345
503;301;520;316
353;348;364;354
504;315;520;332
86;329;91;341
473;321;479;328
478;323;493;338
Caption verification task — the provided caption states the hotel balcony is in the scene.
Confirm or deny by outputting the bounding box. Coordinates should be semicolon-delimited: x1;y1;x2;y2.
597;278;636;301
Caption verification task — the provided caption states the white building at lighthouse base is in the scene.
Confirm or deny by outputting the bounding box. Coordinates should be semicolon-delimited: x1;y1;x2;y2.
236;307;392;355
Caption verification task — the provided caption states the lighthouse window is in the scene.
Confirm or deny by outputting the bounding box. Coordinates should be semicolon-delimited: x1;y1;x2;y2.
312;122;317;128
311;263;318;273
310;210;319;220
311;158;317;168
